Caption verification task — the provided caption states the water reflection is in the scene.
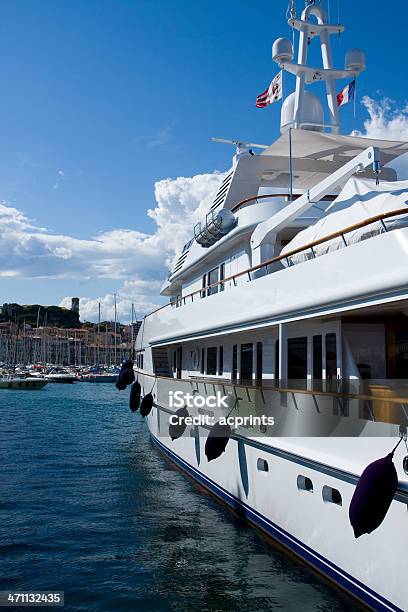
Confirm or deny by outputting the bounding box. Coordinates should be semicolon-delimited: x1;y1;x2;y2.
0;384;359;611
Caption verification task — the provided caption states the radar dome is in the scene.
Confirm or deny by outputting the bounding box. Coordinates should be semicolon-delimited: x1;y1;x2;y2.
272;37;293;64
345;48;366;73
281;91;324;133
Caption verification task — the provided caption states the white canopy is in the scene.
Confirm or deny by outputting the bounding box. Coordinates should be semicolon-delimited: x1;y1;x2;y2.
280;177;408;266
259;130;408;189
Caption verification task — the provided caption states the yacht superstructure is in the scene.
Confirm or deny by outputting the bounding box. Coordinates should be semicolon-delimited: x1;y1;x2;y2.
135;3;408;609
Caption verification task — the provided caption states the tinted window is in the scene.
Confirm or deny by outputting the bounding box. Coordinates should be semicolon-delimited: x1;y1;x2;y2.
208;268;219;295
176;347;182;379
395;331;408;378
313;335;322;380
240;343;253;384
275;340;279;381
288;337;307;380
200;348;205;374
218;346;224;375
207;347;217;375
220;263;225;292
232;345;238;382
325;333;337;379
256;342;263;385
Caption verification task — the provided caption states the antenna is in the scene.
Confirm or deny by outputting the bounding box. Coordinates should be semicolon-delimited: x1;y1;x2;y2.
210;138;268;159
211;137;268;150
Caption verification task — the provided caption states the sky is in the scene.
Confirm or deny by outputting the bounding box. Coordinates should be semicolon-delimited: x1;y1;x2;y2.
0;0;408;322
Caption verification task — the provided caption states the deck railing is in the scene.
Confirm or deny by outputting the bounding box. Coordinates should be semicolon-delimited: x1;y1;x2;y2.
136;370;408;427
137;370;408;405
230;192;336;214
147;207;408;317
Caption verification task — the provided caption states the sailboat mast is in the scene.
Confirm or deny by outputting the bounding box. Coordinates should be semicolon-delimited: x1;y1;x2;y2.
131;303;134;356
33;306;41;365
114;294;117;366
97;302;101;366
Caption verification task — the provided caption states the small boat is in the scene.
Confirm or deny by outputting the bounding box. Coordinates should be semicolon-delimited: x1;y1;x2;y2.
79;373;118;383
45;368;76;384
0;377;48;390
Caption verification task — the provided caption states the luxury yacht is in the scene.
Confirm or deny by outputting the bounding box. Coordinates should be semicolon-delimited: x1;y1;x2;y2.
135;2;408;609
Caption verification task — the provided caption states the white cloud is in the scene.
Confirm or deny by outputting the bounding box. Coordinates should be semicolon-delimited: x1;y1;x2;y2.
355;97;408;178
149;172;226;268
357;96;408;141
0;172;224;320
59;280;162;322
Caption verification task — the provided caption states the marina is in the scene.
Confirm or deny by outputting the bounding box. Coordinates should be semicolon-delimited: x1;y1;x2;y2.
0;384;358;611
1;0;408;610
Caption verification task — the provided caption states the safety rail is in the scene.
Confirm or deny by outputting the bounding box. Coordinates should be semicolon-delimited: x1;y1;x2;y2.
147;207;408;317
136;370;408;406
230;192;336;213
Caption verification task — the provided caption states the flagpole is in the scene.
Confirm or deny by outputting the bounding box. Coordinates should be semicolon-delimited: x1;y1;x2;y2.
353;77;356;121
289;127;293;202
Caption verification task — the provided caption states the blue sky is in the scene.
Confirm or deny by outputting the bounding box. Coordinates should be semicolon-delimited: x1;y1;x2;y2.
0;0;407;320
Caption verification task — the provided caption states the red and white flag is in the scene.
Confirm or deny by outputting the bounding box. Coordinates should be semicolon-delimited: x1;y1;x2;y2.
336;79;355;107
256;71;283;108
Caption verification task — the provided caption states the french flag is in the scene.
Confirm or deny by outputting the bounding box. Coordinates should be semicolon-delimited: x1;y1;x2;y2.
337;79;355;107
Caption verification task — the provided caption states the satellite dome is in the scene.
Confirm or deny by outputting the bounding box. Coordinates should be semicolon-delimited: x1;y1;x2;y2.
272;38;293;64
345;48;366;73
281;91;324;133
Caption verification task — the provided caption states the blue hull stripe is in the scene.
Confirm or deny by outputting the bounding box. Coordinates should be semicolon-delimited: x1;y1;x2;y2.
151;433;401;612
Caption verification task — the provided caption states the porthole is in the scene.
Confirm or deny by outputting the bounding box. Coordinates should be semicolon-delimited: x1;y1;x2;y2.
322;485;342;506
297;475;313;492
257;458;269;472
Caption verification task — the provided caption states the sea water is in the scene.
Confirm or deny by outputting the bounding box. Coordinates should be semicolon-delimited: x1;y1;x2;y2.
0;384;359;611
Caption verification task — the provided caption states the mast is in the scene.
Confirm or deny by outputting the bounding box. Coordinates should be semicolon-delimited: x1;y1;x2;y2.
97;302;101;366
131;303;134;355
33;306;41;365
105;323;109;366
42;311;47;366
12;322;19;374
114;294;117;366
23;318;26;366
272;0;365;134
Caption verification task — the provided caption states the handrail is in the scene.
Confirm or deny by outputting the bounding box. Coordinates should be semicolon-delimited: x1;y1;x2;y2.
146;207;408;318
136;370;408;405
230;193;336;213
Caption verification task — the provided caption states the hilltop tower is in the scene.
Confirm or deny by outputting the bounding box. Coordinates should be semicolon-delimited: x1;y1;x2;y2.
71;297;80;315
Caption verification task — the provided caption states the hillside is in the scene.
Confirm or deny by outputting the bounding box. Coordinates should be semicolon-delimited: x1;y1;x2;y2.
0;303;81;328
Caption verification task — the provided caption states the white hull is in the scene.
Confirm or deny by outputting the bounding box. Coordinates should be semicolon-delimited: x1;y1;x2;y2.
133;7;408;609
144;400;407;611
0;378;49;389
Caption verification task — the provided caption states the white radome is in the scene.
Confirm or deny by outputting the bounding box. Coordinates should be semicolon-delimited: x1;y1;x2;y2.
280;91;324;133
345;48;366;72
272;37;293;64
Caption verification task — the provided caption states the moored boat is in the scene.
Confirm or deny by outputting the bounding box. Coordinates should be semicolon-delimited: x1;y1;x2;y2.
45;368;77;384
0;377;48;389
80;373;118;383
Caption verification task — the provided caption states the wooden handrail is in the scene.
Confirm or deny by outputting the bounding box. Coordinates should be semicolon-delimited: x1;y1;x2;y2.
231;193;288;213
136;369;408;405
231;193;336;213
146;207;408;318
